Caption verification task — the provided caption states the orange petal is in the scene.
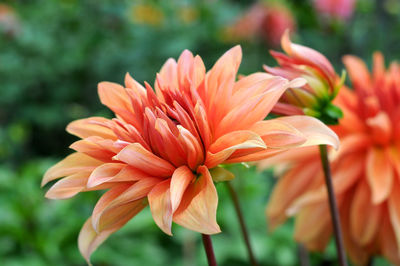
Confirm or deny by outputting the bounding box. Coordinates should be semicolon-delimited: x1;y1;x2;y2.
69;138;116;162
45;172;90;199
276;116;339;149
170;166;195;213
205;130;266;168
177;125;204;170
113;143;175;177
266;162;320;230
98;82;137;124
87;163;125;188
79;200;146;265
250;119;306;148
350;180;382;246
42;153;102;186
148;179;173;235
92;179;159;232
342;55;373;94
380;213;400;265
173;166;221;234
366;147;393;204
66;117;117;140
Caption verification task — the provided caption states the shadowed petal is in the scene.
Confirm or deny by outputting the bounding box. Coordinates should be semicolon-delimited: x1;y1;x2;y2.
148;179;173;235
45;172;90;199
170;166;195;213
173;166;220;234
388;182;400;254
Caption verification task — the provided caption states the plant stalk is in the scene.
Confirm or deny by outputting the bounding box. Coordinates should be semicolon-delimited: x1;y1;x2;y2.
319;145;347;266
202;234;217;266
226;182;258;266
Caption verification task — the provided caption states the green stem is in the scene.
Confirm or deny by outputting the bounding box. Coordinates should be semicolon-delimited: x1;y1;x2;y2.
226;182;258;266
202;234;217;266
319;145;348;266
297;243;310;266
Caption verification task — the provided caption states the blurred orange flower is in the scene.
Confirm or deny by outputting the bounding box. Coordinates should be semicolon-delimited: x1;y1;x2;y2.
223;2;295;47
0;4;20;37
264;31;344;124
42;46;339;263
262;52;400;265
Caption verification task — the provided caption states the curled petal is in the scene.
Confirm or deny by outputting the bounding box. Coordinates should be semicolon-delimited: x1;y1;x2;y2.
79;200;146;265
45;172;90;199
205;130;266;168
173;166;220;234
67;117;117;140
113;143;175;177
170;166;195;213
42;153;102;186
148;179;173;235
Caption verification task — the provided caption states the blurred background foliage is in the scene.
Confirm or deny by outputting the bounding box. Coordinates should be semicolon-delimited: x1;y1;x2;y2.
0;0;399;265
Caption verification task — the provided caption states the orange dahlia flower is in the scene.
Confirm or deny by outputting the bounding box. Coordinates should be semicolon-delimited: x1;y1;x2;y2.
263;52;400;264
42;46;338;263
264;31;344;124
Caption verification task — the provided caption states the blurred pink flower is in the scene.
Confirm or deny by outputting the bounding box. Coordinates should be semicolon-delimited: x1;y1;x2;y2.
224;2;296;47
313;0;356;20
0;4;20;37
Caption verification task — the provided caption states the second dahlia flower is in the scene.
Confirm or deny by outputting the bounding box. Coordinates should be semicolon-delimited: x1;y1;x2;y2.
263;52;400;265
42;46;338;263
264;31;345;124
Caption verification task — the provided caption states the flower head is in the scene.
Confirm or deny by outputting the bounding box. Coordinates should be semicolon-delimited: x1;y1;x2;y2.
263;52;400;265
42;46;338;263
313;0;356;21
264;31;345;124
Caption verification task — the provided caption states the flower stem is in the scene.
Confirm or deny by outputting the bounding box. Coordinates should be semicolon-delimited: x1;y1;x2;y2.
226;182;258;266
297;243;310;266
202;234;217;266
319;145;348;266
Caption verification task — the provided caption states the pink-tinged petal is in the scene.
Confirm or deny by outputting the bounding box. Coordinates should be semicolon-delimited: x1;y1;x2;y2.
281;30;336;85
266;162;321;230
45;172;90;199
366;147;393;204
98;82;136;124
350;180;382;246
87;163;125;188
250;119;306;148
88;165;150;188
42;153;102;186
124;73;146;95
193;102;212;150
113;143;175;177
205;130;266;168
158;58;178;93
170;166;195;213
173;166;220;235
79;200;146;264
276;116;340;149
70;138;116;162
389;182;400;254
92;179;160;232
66;117;117;140
148;179;173;235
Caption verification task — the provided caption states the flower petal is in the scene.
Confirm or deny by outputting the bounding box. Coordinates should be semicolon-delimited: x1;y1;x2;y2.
148;179;173;235
388;181;400;255
66;117;117;140
42;153;102;186
45;172;90;199
113;143;175;177
173;166;220;234
170;166;195;213
88;164;149;188
205;130;266;168
366;147;393;204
